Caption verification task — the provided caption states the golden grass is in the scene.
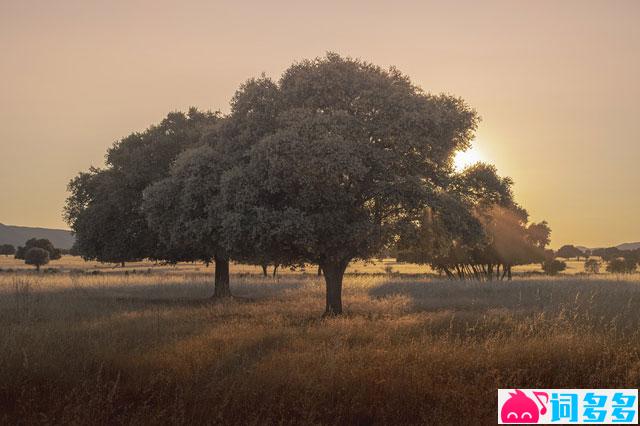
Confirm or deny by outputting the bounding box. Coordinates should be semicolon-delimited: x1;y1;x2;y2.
0;254;602;276
1;263;640;424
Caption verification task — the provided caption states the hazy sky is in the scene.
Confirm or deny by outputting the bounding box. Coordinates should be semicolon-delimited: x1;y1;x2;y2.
1;0;638;248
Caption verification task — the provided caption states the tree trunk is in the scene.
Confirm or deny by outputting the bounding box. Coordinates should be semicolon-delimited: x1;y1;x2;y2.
464;264;474;279
443;267;455;280
261;264;268;277
322;259;349;316
36;264;40;272
272;264;279;278
455;265;464;280
501;264;512;281
213;255;231;298
121;261;125;268
317;266;323;276
470;264;480;281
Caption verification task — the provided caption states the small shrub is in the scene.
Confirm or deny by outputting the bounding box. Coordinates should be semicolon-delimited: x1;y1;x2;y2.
24;247;50;271
606;257;637;274
584;259;600;274
542;259;566;275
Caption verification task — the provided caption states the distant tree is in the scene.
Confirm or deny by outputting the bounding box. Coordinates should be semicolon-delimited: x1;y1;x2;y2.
14;247;24;259
606;257;637;274
526;221;551;249
397;163;549;281
542;259;566;275
24;247;50;271
68;241;81;256
0;244;15;256
623;248;640;267
584;258;600;274
591;247;621;262
556;244;584;260
543;249;556;262
14;238;61;260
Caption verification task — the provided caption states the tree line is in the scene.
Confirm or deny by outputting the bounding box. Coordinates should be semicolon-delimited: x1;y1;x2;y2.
0;238;63;271
65;53;554;315
545;244;640;275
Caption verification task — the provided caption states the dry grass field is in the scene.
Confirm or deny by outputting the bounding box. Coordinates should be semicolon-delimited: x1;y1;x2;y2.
0;255;590;276
1;256;639;425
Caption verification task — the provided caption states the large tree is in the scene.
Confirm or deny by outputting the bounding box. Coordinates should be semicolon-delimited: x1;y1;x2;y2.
142;77;282;296
221;54;478;314
65;108;219;267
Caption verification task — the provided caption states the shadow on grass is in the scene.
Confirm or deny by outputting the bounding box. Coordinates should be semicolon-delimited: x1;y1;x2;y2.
369;277;640;319
0;275;309;324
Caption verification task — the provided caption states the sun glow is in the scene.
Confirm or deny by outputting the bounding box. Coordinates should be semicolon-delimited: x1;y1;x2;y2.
454;143;484;171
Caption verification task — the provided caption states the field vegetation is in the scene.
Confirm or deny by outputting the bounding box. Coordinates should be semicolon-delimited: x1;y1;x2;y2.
1;258;640;424
3;53;638;425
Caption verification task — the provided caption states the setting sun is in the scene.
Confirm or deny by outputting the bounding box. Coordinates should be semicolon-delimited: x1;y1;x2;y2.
454;143;484;170
2;2;640;424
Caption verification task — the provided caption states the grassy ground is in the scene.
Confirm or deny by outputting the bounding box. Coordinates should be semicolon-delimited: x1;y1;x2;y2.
0;254;592;275
1;258;639;424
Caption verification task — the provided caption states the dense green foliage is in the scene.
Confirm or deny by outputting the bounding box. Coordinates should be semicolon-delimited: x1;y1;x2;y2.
0;244;15;256
543;259;567;275
24;247;50;271
397;163;551;280
15;238;61;260
65;53;552;313
606;257;638;274
65;109;219;266
556;244;585;259
219;54;480;313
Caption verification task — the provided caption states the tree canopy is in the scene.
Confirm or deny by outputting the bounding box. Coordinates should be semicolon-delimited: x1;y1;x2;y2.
24;247;50;271
542;259;566;275
397;163;550;281
556;244;584;260
0;244;15;256
65;108;219;266
606;257;637;274
141;78;281;296
220;54;479;314
65;53;551;314
15;238;61;260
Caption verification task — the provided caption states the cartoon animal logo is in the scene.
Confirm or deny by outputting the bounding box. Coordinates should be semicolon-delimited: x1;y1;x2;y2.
501;389;548;423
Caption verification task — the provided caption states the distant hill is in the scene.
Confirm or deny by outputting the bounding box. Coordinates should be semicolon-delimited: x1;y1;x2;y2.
617;242;640;251
0;223;75;249
575;242;640;252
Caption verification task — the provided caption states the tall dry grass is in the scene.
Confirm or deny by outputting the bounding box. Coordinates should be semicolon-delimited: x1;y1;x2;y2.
1;269;640;425
0;254;594;276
